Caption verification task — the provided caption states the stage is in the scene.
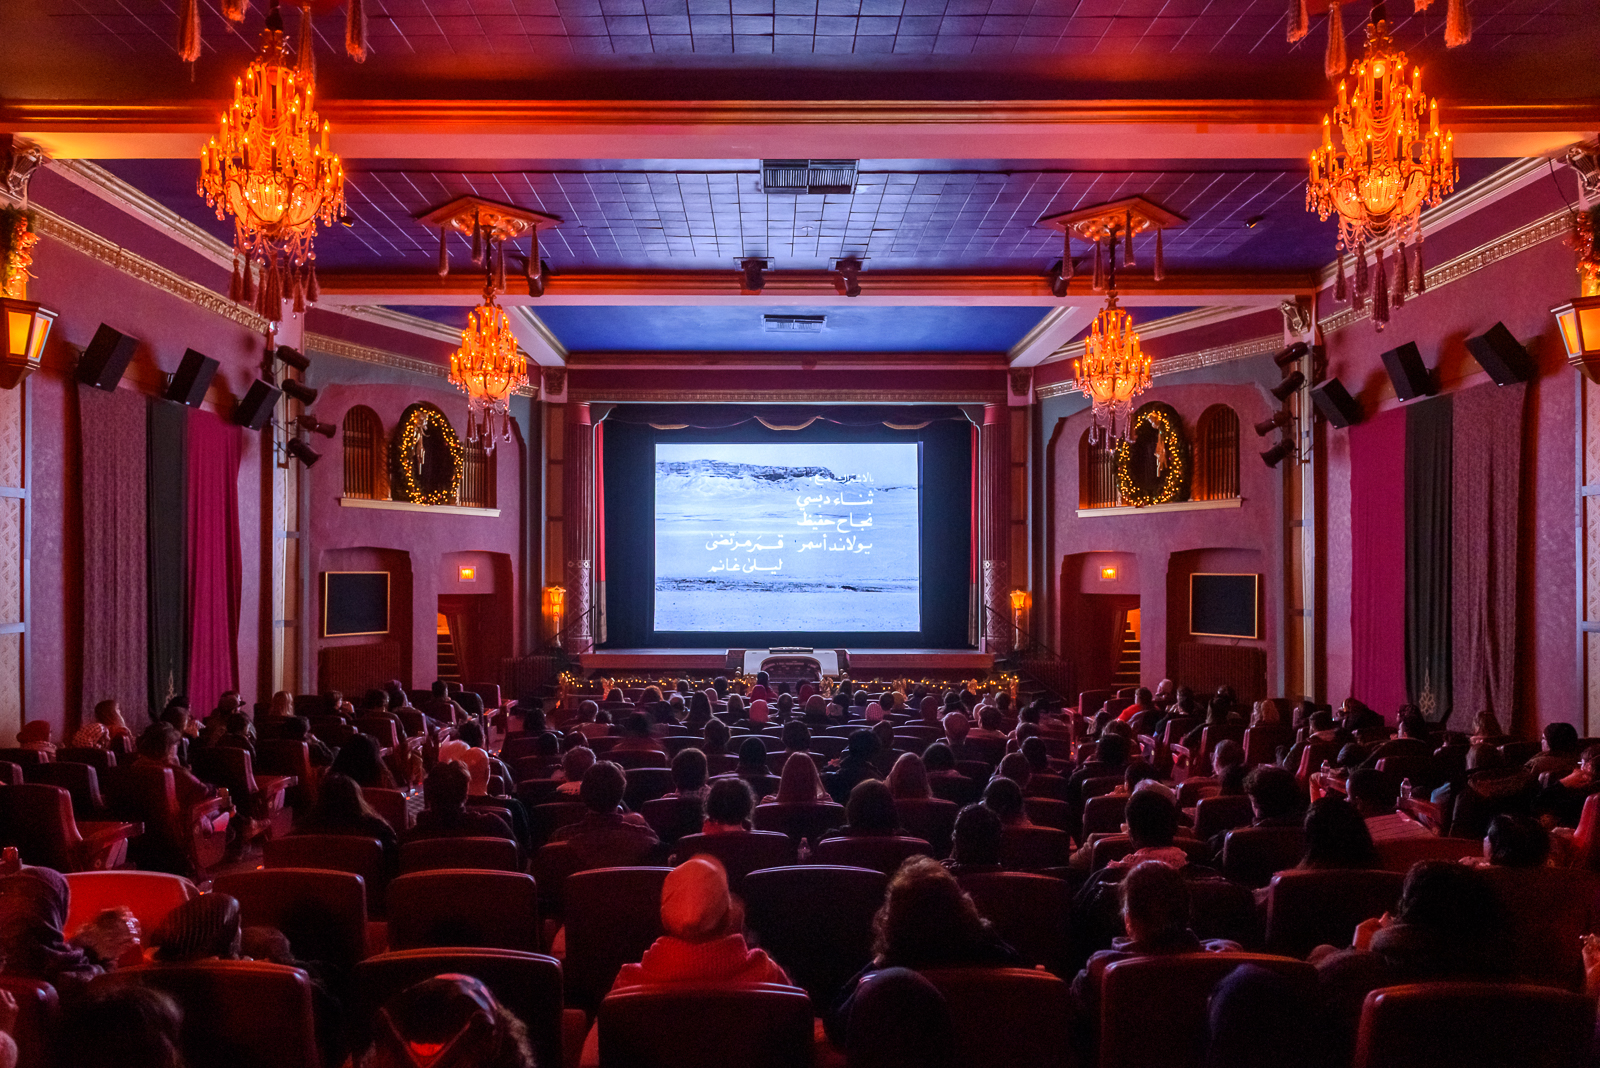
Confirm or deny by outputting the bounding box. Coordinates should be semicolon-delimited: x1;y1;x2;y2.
578;648;996;679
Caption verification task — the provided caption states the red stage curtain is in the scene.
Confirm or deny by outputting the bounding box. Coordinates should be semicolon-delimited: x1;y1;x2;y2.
185;409;242;718
1349;407;1408;717
78;384;149;721
594;419;606;645
1451;382;1527;731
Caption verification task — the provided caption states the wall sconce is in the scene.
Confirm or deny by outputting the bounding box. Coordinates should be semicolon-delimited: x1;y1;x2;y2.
0;298;56;389
1099;565;1119;582
542;585;566;647
1008;589;1031;647
1552;296;1600;380
458;565;477;582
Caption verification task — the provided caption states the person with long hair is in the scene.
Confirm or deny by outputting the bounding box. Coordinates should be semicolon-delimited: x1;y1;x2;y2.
768;752;831;805
298;771;399;869
885;752;932;800
1298;796;1379;870
360;975;535;1068
329;733;399;790
823;779;905;839
56;986;187;1068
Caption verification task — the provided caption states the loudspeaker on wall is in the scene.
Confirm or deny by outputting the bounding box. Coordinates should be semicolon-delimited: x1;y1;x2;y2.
76;323;139;392
163;349;220;408
1380;341;1436;400
233;379;282;430
1464;322;1535;385
1311;377;1364;428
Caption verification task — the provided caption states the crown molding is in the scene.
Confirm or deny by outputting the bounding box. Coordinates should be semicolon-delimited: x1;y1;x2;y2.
570;388;1004;403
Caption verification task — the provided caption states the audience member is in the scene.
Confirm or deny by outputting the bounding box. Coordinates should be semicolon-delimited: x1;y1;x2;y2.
1528;722;1582;777
555;746;597;796
0;867;136;993
943;803;1003;876
884;752;932;800
546;761;660;859
134;723;220;811
1297;796;1378;870
701;778;755;835
72;699;132;750
1347;769;1432;842
827;730;882;805
15;721;55;756
1536;743;1600;827
825;780;904;839
296;771;399;868
150;892;242;962
402;761;515;845
329;733;399;790
278;716;335;767
769;752;831;805
668;747;710;802
360;974;535;1068
1479;814;1550;868
55;985;186;1068
981;775;1031;827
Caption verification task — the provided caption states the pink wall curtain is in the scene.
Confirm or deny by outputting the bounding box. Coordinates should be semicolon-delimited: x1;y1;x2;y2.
1348;407;1408;716
78;384;148;722
185;409;242;717
1452;382;1527;731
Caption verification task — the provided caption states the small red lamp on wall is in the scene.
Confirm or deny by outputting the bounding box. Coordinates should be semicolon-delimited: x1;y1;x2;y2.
0;298;56;389
1552;296;1600;381
1009;589;1031;647
542;585;565;647
457;565;477;583
1099;565;1119;582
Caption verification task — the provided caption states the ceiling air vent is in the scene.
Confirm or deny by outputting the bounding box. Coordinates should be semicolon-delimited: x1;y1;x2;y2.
763;314;827;333
761;160;859;195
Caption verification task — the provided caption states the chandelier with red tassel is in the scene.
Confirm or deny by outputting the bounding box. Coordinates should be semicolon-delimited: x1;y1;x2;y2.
1307;2;1457;331
423;196;561;450
199;0;345;326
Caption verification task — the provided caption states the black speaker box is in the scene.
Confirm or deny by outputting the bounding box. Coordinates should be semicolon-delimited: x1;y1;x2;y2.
1311;378;1364;428
1380;341;1435;400
1464;321;1535;385
163;349;219;408
233;380;282;430
77;323;138;391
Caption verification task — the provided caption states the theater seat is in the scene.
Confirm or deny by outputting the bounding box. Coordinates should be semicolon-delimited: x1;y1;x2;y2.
1090;835;1210;870
398;835;520;874
751;802;845;847
55;747;115;773
263;835;388;915
562;867;672;1014
1079;795;1127;838
742;864;886;1006
354;948;564;1068
1373;835;1481;872
0;782;140;872
362;787;414;834
676;831;796;888
23;761;108;818
597;983;813;1068
191;747;296;841
0;975;60;1068
640;796;704;845
918;967;1072;1068
213;868;369;972
528;801;589;849
621;767;676;811
1352;982;1596;1068
100;763;230;878
812;835;930;875
1220;826;1306;888
386;869;539;952
65;870;199;967
1099;952;1318;1068
998;825;1072;871
1264;869;1404;959
956;872;1073;976
95;960;320;1068
1478;867;1600;991
894;797;958;857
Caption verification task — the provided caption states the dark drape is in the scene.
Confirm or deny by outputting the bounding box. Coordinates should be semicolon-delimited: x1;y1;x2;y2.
1451;382;1526;731
603;403;972;430
1349;408;1408;715
1404;395;1453;724
78;384;149;721
185;408;242;718
146;399;188;722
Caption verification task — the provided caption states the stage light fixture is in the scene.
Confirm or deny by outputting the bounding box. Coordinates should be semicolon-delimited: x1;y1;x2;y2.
1270;370;1305;403
281;380;318;407
740;257;768;293
835;256;863;298
1273;341;1309;369
284;437;321;467
274;345;310;372
297;413;337;438
1261;439;1296;468
1047;259;1069;298
1254;410;1293;437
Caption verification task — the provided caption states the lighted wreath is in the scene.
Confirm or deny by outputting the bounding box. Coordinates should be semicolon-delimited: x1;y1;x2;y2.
391;402;464;505
1115;401;1190;507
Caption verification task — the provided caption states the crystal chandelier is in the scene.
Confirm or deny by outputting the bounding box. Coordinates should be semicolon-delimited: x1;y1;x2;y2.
1073;291;1151;445
451;292;528;452
1308;5;1455;329
199;0;345;325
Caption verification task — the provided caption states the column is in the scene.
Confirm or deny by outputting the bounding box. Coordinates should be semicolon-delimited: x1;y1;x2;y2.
563;401;594;654
980;402;1011;654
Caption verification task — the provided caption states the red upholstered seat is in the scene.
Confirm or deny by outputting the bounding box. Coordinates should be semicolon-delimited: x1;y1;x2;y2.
527;800;589;848
742;864;886;1005
929;771;980;806
1373;835;1481;872
597;983;813;1068
23;760;108;818
894;797;958;857
1193;794;1256;842
55;747;115;772
0;782;139;872
354;948;563;1068
1352;982;1596;1068
1243;723;1294;767
676;830;797;887
640;796;705;845
255;740;315;806
956;872;1073;975
611;749;669;770
191;747;296;840
0;748;48;766
1099;953;1318;1068
0;974;60;1068
65;870;199;966
213;868;369;972
621;767;677;811
1478;866;1600;991
1264;869;1404;959
362;787;414;832
397;835;520;874
998;825;1073;871
264;834;388;914
918;967;1072;1068
562;866;672;1013
752;802;846;846
385;869;539;952
95;960;321;1068
1220;825;1306;888
1079;689;1113;717
1196;723;1246;774
100;763;230;878
812;835;930;875
1079;795;1127;837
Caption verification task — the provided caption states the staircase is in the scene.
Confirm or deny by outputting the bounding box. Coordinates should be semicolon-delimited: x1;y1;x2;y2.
437;617;462;683
1112;617;1141;689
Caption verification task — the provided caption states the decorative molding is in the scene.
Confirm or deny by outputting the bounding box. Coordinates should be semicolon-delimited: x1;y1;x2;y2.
304;333;449;380
570;388;1006;404
31;204;273;333
338;497;501;518
2;137;45;205
48;158;234;267
1076;497;1243;518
